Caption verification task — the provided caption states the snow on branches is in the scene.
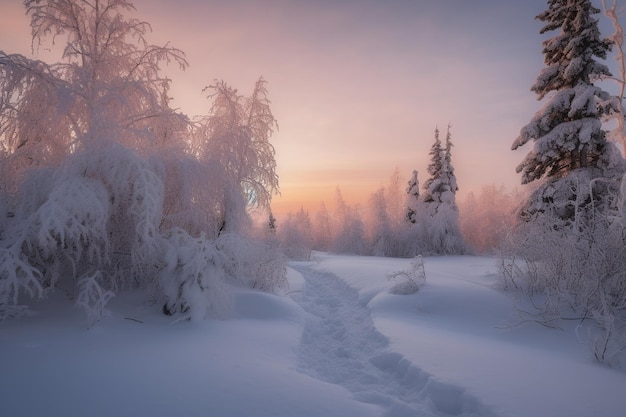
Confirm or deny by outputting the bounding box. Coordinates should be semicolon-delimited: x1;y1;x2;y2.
0;0;285;322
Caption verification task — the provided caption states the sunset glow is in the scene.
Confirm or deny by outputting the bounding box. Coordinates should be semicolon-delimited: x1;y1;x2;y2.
2;0;622;215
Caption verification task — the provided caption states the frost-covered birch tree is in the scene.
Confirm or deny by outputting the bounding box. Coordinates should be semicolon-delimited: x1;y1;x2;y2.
0;0;188;318
192;78;280;236
0;0;285;322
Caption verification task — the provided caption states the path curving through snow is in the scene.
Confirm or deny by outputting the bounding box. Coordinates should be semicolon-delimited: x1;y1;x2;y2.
290;263;497;417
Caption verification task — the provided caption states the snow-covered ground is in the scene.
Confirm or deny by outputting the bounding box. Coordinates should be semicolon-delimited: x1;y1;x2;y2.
1;253;625;417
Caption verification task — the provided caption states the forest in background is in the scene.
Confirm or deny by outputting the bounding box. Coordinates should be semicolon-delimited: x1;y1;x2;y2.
0;0;625;364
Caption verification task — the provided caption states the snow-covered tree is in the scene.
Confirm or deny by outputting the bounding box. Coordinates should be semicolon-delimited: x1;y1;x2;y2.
511;0;625;222
267;209;277;234
502;1;626;364
0;0;186;311
422;127;443;204
0;0;285;322
405;170;420;224
193;78;279;235
420;125;465;255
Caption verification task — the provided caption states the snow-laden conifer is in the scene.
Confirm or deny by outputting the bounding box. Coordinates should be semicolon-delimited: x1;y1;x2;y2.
503;0;626;363
405;170;420;224
420;125;465;255
512;0;625;221
422;128;443;204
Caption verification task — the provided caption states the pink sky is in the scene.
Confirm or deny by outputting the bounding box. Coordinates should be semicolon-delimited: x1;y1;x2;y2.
1;0;623;214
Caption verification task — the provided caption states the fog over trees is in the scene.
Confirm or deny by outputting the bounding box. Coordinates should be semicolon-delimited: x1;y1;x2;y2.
1;0;626;365
279;126;468;258
274;0;626;363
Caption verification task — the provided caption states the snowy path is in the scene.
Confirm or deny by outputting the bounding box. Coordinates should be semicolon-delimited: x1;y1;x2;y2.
290;263;496;417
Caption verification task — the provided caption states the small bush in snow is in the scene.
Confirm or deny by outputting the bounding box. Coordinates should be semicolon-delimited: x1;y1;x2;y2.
499;206;626;364
75;271;115;328
160;228;231;321
387;255;426;295
0;246;43;320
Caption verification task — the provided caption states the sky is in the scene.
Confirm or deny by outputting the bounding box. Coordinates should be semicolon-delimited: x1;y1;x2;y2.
0;0;624;215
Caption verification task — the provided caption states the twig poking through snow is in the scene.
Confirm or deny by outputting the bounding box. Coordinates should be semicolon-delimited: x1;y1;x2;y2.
387;255;426;295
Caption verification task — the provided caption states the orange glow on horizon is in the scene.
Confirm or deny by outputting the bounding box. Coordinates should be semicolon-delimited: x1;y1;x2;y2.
271;182;376;217
0;0;547;219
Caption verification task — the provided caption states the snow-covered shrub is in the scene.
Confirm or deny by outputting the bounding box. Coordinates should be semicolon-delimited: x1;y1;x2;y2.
0;141;170;317
160;228;230;321
19;144;164;289
75;271;115;328
499;197;626;364
577;308;626;365
0;246;43;320
30;175;111;278
83;144;165;286
620;173;626;225
216;233;287;292
387;255;427;295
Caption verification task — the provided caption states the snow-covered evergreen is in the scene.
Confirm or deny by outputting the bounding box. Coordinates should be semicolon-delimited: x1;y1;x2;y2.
405;170;420;224
503;0;626;364
420;125;466;255
422;128;443;204
511;0;625;222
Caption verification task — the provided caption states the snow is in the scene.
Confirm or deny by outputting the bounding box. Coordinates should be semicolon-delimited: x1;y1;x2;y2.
2;253;626;417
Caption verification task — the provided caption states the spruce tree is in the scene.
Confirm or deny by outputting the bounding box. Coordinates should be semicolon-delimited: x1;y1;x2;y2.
512;0;625;222
405;170;420;224
442;124;459;202
423;125;458;204
422;128;442;203
421;125;465;254
267;209;277;234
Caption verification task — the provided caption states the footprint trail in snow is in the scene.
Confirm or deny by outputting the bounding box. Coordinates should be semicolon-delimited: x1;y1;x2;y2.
291;263;497;417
